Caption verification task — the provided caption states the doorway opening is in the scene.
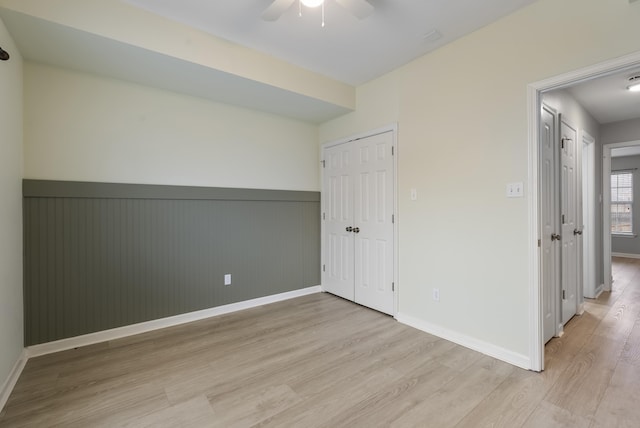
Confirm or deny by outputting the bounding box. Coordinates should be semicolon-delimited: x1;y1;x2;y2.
528;51;640;371
603;140;640;290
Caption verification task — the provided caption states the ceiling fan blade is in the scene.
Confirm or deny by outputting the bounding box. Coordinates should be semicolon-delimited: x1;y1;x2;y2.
335;0;374;19
262;0;296;21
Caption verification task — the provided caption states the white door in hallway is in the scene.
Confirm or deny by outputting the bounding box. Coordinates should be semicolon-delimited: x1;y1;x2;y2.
540;105;560;343
560;119;579;325
322;131;395;315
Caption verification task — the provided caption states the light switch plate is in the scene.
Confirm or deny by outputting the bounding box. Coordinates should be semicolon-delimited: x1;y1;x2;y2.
506;182;524;198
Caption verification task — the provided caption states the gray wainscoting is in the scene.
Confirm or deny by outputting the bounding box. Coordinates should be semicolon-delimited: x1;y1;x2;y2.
23;180;320;346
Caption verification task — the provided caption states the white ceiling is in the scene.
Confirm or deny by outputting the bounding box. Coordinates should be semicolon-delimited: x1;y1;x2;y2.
1;1;637;125
567;67;640;125
125;0;538;86
0;7;352;123
0;0;541;122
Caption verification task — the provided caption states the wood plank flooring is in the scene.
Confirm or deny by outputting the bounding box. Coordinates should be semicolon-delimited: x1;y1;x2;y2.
1;257;639;427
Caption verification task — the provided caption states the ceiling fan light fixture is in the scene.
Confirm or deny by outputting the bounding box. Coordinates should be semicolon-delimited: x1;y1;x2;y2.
627;75;640;92
301;0;324;7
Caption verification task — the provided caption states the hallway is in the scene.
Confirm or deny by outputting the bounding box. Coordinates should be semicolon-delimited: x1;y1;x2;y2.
542;257;640;426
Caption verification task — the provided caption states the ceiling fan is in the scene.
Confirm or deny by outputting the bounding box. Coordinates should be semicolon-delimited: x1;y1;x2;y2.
262;0;374;21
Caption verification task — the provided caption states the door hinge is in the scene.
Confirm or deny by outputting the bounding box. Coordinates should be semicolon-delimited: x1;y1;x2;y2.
392;214;395;224
321;160;326;168
323;264;326;272
392;282;395;292
538;239;541;247
391;146;394;156
562;214;565;224
322;212;326;220
561;139;565;149
562;289;566;299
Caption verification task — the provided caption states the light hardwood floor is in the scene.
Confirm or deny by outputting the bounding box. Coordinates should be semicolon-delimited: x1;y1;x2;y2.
1;257;639;427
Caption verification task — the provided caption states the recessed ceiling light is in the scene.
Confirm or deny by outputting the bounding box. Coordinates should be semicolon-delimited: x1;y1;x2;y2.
627;74;640;92
301;0;324;7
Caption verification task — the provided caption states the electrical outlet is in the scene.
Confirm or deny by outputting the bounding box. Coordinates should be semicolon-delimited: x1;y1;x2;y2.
224;274;231;286
433;288;440;302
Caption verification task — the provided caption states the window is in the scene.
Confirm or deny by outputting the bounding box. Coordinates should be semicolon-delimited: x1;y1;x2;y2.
611;172;633;234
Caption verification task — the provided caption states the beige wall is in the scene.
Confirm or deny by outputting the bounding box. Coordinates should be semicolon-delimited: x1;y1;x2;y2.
0;17;23;395
320;0;640;362
24;63;320;191
319;71;400;144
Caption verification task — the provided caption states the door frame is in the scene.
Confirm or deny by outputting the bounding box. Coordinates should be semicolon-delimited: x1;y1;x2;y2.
320;124;399;316
602;139;640;291
528;51;640;372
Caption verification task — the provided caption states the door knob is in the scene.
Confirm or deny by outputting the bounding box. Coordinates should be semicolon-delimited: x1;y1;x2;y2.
353;227;360;233
551;233;561;241
573;228;583;236
346;226;353;232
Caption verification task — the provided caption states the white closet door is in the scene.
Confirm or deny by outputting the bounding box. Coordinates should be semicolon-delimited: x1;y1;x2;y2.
322;131;395;315
322;143;355;301
353;132;395;315
560;119;578;325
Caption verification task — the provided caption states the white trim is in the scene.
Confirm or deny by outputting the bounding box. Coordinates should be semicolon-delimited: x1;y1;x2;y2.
612;233;638;238
396;313;530;370
27;286;321;358
603;144;613;291
0;349;28;412
392;125;399;318
527;84;543;372
581;131;597;299
321;124;398;149
320;123;399;316
528;50;640;373
612;252;640;259
528;52;640;93
594;284;604;298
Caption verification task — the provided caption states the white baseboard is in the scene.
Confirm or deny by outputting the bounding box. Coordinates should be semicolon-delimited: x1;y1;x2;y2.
27;286;321;358
0;349;28;412
585;284;604;300
612;252;640;259
396;313;531;371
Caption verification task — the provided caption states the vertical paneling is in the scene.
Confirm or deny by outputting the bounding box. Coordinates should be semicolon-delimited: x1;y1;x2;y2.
23;182;321;346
